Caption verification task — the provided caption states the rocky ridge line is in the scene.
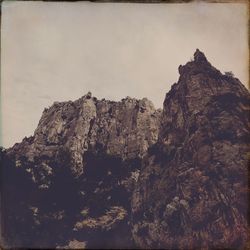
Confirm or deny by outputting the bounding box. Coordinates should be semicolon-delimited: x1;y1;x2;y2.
2;49;249;249
131;49;250;249
9;94;162;179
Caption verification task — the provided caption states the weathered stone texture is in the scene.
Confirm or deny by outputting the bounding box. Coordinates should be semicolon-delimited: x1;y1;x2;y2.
9;93;162;177
131;49;250;249
4;49;249;249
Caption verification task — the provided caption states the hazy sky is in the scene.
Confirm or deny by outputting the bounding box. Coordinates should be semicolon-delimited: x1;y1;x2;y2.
1;1;248;148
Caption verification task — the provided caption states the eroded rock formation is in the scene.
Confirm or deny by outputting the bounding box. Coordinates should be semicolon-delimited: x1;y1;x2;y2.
8;95;161;177
131;49;250;249
3;93;162;248
1;49;249;249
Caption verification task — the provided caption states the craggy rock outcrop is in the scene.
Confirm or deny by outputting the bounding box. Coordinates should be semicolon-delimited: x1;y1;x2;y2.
131;49;250;249
8;95;161;178
2;49;249;249
3;94;161;248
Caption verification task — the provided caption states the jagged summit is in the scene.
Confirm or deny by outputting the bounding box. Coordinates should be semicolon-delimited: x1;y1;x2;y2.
193;48;208;63
132;50;250;249
3;50;250;249
9;92;162;177
178;49;217;77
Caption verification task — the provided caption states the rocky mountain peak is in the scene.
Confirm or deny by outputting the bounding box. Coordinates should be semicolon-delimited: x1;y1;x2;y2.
170;50;248;123
8;93;162;177
193;48;208;63
178;49;216;77
2;50;249;249
132;51;250;249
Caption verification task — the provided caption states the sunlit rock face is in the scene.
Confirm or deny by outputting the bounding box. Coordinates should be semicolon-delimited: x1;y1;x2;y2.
2;49;249;249
131;49;250;249
8;93;162;177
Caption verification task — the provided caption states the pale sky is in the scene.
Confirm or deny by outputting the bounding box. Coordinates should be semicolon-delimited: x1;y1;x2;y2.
1;1;248;148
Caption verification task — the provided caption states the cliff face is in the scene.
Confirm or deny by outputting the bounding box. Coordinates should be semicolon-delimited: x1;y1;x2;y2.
131;49;250;249
9;95;161;178
4;93;162;248
2;49;249;249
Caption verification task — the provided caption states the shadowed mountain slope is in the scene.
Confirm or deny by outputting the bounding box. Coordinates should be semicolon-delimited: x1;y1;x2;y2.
131;49;250;249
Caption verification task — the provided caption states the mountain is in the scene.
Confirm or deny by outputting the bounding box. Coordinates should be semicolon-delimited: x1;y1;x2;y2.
2;94;162;248
131;49;250;249
1;49;249;249
8;94;161;178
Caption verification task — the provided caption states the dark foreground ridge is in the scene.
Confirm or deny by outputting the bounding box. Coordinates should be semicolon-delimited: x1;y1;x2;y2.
1;49;249;249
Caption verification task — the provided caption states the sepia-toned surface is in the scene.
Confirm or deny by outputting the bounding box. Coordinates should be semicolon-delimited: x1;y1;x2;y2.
131;50;249;249
1;1;248;148
1;1;249;249
8;94;161;177
1;49;249;249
